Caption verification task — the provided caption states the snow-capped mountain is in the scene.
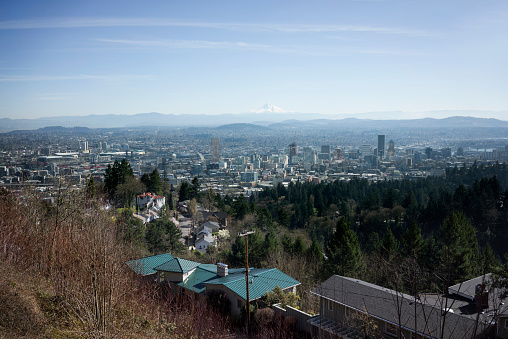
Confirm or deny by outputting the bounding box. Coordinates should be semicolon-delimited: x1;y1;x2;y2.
251;104;294;114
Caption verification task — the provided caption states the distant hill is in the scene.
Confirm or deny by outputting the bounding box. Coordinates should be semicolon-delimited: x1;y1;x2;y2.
1;111;508;132
216;123;271;131
268;116;508;130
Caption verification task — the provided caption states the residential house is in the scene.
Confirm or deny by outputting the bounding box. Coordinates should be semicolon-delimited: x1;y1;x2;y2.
309;275;505;338
125;252;175;282
198;221;220;233
126;254;301;317
194;221;220;253
195;232;216;253
201;211;229;227
136;192;165;210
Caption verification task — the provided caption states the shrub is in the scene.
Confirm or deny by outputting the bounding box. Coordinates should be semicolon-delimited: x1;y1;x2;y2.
254;307;274;325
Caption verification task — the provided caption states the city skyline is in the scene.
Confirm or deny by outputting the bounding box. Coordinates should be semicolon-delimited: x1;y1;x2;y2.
1;0;508;119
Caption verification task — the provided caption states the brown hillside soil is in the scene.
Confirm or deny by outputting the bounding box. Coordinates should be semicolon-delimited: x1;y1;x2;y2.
0;261;79;339
0;262;47;338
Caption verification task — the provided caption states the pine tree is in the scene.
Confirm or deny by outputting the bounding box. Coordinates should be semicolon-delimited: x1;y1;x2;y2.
323;217;361;278
439;211;480;284
149;169;163;195
380;225;398;260
402;223;423;258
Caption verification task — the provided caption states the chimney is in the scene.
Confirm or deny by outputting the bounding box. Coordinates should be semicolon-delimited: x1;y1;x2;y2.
474;284;489;309
217;263;228;277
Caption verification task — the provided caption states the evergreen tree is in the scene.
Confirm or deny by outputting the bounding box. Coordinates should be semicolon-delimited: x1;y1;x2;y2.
293;236;306;255
191;176;200;200
380;225;398;260
85;175;96;200
149;169;163;195
306;238;323;263
232;194;250;220
167;192;174;210
401;223;424;258
104;159;134;199
480;243;499;274
439;211;480;284
282;234;293;254
323;217;361;278
145;216;185;255
263;230;280;258
178;181;191;202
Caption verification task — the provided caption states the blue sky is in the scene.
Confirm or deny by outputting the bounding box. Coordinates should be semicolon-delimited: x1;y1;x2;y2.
1;0;507;119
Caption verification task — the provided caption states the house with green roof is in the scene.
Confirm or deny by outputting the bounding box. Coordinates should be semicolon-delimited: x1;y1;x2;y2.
154;257;201;282
203;266;301;316
125;252;175;279
126;253;301;317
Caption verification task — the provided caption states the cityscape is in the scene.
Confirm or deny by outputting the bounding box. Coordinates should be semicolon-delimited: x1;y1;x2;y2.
2;0;508;338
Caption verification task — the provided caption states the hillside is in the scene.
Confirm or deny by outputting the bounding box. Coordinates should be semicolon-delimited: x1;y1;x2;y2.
0;188;233;339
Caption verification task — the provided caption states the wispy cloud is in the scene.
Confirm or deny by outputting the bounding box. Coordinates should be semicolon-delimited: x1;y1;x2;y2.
95;37;421;57
0;74;105;82
95;38;271;50
0;17;436;37
0;74;151;82
36;95;70;101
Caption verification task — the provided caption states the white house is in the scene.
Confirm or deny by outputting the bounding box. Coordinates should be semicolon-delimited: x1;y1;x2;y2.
136;192;165;210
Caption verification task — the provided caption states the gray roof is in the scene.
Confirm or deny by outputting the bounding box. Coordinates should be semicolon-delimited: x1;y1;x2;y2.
312;275;492;339
449;274;492;301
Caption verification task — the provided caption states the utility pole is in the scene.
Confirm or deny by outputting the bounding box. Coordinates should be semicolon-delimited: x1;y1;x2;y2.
238;230;255;335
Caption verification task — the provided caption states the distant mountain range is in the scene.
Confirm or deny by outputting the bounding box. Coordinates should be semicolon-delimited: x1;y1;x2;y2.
1;108;508;132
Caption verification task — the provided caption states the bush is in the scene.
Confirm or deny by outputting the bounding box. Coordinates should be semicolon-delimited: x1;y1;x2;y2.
206;290;231;315
254;307;274;325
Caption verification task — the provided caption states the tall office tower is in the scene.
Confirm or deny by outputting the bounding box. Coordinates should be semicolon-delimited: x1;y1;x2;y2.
319;145;331;160
80;141;88;151
361;144;374;156
387;140;395;158
441;147;452;158
457;147;464;156
378;135;386;159
425;147;433;159
211;138;219;161
303;147;316;164
288;141;298;164
333;147;343;160
321;145;331;155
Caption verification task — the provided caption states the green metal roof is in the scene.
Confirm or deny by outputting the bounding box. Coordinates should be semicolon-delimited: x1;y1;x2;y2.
177;267;218;293
197;264;218;274
125;253;174;276
203;268;300;301
154;257;200;273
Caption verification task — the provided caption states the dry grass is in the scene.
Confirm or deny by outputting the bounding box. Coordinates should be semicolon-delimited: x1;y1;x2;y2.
0;187;233;338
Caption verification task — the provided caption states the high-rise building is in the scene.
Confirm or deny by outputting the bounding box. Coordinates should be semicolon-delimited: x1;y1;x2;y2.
79;141;88;151
361;144;374;156
211;138;219;161
288;141;298;164
441;147;452;158
425;147;433;159
387;140;395;158
320;145;330;155
333;147;343;160
378;135;386;159
303;147;316;164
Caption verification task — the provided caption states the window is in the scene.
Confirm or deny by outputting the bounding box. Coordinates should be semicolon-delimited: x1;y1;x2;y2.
505;318;508;329
385;323;398;337
237;299;242;309
328;299;333;311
